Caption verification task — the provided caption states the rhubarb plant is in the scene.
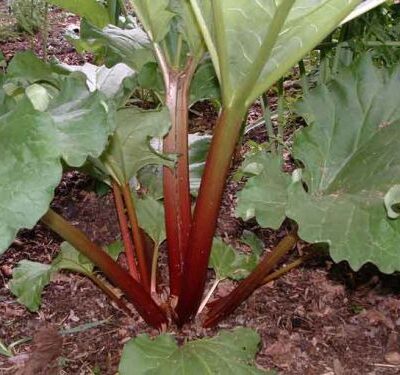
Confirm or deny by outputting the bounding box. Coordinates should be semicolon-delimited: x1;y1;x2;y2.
1;0;363;336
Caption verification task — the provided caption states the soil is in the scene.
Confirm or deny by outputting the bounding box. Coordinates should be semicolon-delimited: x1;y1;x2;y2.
1;3;400;375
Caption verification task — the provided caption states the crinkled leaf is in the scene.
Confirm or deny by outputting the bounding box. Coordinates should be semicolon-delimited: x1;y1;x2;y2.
119;328;270;375
385;185;400;219
209;238;258;281
61;63;136;106
73;20;154;71
0;103;61;253
236;153;290;229
48;76;114;167
25;83;50;111
101;107;174;184
9;261;53;311
190;0;360;107
135;196;166;245
47;0;111;28
131;0;175;43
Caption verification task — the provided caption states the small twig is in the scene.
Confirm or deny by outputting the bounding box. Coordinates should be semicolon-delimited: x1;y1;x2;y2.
121;183;151;292
112;181;139;281
197;279;220;315
150;243;160;295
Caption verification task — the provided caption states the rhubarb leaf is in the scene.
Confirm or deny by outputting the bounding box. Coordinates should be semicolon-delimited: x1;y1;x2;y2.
119;328;271;374
135;196;166;246
0;103;61;253
9;261;53;311
61;63;136;106
10;241;124;311
48;76;114;167
52;242;94;275
236;153;290;229
209;238;258;281
101;107;175;184
131;0;175;43
238;56;400;273
190;0;360;107
47;0;112;28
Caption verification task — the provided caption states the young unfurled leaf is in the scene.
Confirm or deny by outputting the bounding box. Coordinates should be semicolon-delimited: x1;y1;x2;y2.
135;196;166;246
9;261;53;311
209;237;259;281
385;185;400;220
119;328;272;375
189;59;220;105
52;242;94;275
241;231;264;257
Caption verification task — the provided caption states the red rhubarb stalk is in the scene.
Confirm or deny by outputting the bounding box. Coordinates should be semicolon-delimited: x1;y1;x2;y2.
163;59;197;298
121;182;151;292
41;209;168;330
112;181;139;281
176;108;244;323
203;233;298;328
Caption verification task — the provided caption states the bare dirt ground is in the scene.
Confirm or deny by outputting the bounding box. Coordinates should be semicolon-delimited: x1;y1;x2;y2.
1;2;400;374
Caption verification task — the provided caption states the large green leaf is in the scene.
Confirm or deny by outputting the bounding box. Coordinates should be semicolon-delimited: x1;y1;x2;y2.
0;103;61;254
0;57;117;253
48;76;114;167
10;241;124;311
190;0;360;107
101;107;175;184
238;56;400;273
119;328;271;375
47;0;112;28
9;261;53;311
7;51;65;86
